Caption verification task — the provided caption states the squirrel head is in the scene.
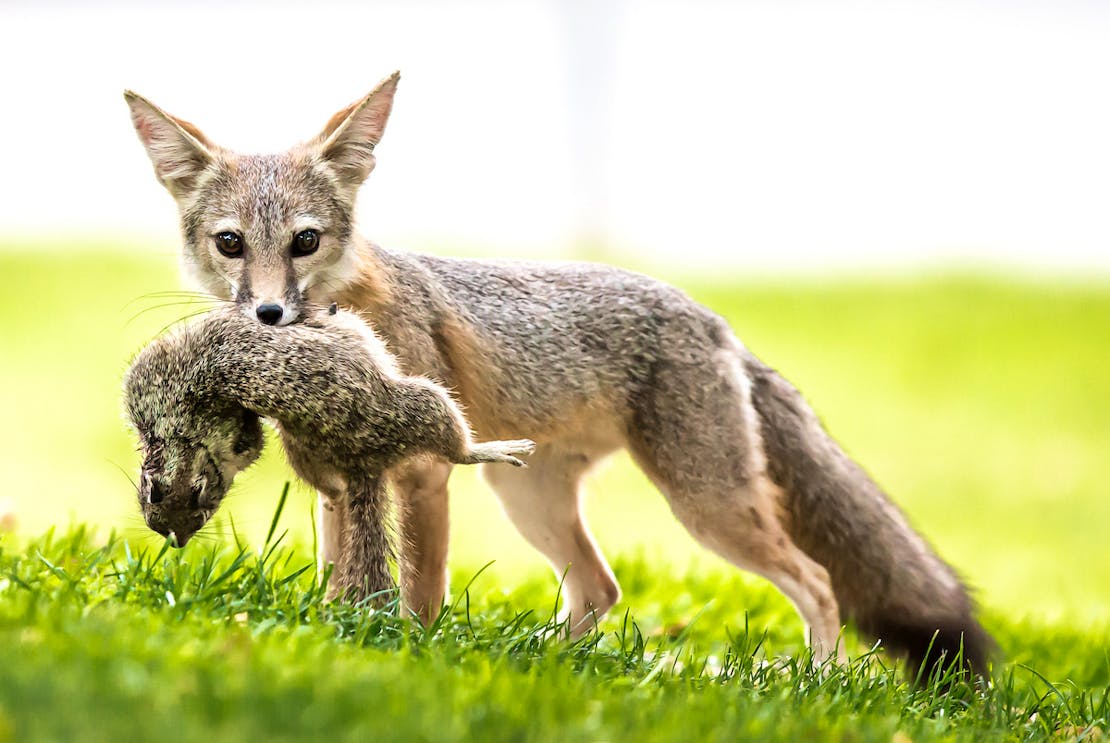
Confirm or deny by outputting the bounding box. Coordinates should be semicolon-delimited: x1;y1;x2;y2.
124;335;265;547
134;406;263;547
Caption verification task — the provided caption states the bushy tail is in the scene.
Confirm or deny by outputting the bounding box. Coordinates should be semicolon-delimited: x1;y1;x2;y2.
743;352;994;679
461;439;536;468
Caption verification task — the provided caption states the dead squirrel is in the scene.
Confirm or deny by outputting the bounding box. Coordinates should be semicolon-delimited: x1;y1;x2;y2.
123;303;534;600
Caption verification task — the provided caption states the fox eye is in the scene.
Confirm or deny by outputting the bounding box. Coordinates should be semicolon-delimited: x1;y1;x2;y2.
292;229;319;257
214;232;243;258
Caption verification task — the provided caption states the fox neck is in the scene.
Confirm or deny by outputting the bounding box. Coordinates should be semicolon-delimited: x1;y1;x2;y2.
330;235;396;321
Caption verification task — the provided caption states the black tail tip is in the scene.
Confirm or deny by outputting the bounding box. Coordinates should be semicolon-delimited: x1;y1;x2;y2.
866;615;996;685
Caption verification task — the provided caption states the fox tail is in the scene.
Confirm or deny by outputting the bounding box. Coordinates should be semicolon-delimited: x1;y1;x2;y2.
744;352;994;679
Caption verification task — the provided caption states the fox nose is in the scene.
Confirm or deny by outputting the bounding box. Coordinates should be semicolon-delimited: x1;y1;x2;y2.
256;304;283;325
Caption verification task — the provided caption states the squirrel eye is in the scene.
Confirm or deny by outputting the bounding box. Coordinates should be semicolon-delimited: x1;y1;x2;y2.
215;232;243;258
292;229;319;257
148;479;165;505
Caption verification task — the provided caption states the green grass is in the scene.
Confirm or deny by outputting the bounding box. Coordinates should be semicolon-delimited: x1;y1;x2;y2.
1;248;1109;740
1;524;1107;742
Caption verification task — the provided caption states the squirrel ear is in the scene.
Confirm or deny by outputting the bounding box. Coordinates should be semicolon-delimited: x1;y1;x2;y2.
124;91;216;199
313;72;400;188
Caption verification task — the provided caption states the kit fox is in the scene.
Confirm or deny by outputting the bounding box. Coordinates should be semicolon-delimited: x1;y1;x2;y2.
125;74;993;677
124;303;533;600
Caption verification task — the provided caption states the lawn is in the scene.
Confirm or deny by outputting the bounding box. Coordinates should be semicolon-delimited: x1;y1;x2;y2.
0;248;1108;741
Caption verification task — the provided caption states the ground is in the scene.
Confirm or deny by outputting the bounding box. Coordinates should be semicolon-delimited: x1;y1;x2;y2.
0;249;1107;741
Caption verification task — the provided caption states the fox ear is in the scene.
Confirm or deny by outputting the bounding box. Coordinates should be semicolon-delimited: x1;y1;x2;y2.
124;91;215;198
315;72;400;188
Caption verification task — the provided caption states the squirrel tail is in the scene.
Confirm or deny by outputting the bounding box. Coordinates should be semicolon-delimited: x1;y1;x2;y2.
460;439;537;467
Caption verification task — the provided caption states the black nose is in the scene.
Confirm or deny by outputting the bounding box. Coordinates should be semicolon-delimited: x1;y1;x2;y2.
256;304;283;325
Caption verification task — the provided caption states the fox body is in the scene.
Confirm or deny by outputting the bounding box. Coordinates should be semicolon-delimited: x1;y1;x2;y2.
126;75;992;676
124;304;532;599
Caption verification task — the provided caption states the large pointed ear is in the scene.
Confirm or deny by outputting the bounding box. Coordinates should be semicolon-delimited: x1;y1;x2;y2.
314;72;400;188
124;91;215;199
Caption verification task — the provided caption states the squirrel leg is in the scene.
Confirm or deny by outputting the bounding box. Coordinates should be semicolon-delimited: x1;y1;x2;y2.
330;476;395;604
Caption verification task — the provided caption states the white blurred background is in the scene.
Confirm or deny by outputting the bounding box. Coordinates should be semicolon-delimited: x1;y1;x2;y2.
1;0;1109;274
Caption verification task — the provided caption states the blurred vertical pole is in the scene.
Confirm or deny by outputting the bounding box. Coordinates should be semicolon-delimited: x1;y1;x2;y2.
557;0;621;260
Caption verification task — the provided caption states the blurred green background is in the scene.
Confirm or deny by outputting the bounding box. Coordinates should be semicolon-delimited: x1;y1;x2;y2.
1;247;1107;625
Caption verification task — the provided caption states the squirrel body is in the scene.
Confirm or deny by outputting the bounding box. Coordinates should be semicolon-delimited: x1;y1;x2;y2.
124;305;532;599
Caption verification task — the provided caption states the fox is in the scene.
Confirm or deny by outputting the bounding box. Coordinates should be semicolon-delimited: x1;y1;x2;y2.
124;73;993;678
123;303;533;600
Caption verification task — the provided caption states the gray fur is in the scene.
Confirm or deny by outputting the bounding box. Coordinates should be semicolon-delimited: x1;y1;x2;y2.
124;82;994;676
742;353;993;675
123;305;533;601
340;246;994;672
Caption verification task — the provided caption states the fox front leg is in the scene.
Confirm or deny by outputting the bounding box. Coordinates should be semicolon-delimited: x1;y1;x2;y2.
316;492;345;595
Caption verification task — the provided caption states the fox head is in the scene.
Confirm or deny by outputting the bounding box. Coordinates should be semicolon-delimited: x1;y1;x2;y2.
125;73;399;325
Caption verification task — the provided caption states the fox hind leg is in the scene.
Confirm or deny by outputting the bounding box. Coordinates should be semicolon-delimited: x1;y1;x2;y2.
627;344;845;663
658;478;845;663
482;443;621;636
